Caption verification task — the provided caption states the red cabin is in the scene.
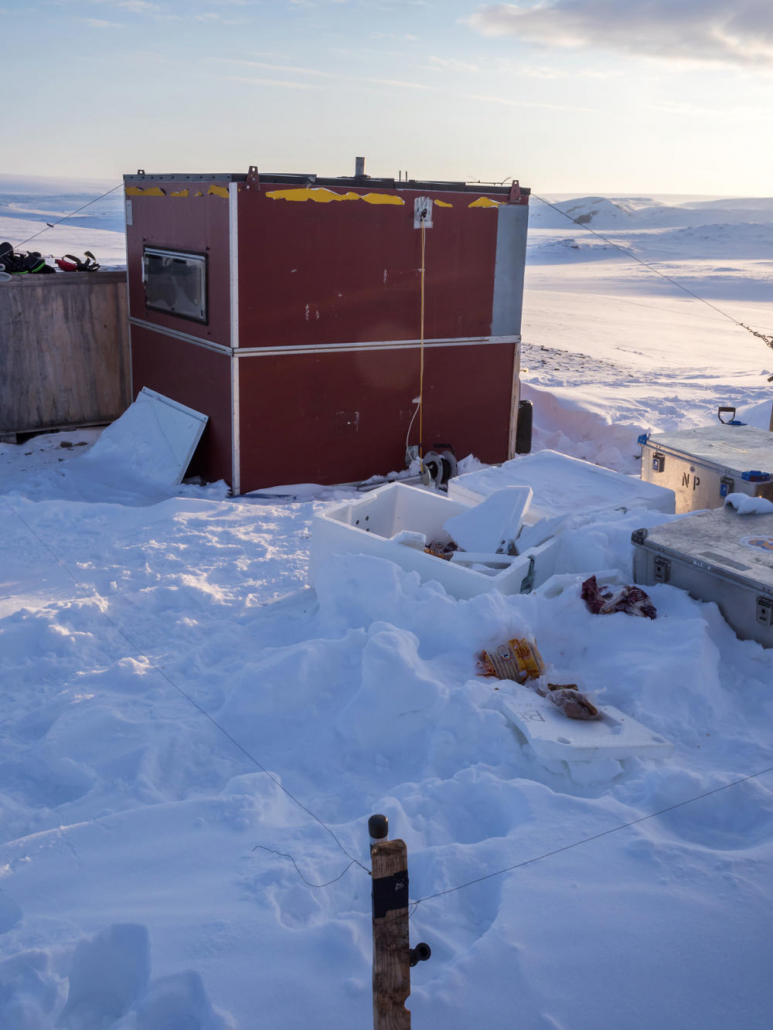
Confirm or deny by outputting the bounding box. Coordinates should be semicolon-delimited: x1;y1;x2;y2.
124;164;530;493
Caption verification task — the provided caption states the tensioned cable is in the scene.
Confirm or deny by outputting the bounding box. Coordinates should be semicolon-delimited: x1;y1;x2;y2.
531;193;773;352
11;183;124;250
1;496;370;877
408;763;773;915
252;845;355;888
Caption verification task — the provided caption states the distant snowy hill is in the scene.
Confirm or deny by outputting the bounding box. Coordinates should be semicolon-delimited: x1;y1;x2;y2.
531;194;773;230
1;174;772;275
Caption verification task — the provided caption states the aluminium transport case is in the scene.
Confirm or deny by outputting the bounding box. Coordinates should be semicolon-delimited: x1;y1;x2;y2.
639;425;773;514
631;508;773;648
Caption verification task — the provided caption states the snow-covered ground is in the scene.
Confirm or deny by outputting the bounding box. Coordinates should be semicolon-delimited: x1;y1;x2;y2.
1;182;773;1029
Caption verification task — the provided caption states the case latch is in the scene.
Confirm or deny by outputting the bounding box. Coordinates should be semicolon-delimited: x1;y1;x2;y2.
720;476;734;498
756;597;773;627
652;452;665;473
653;556;671;583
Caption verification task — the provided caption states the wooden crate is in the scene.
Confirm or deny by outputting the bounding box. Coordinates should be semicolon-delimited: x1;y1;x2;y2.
0;270;130;437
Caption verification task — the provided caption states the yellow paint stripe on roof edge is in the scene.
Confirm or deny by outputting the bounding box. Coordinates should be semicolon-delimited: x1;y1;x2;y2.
434;199;453;208
266;187;404;206
468;196;502;208
208;185;229;199
361;192;404;206
266;187;353;202
171;188;189;198
126;186;165;197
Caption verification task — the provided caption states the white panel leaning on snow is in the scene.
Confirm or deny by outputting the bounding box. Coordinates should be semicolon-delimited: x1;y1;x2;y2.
309;482;558;600
83;387;208;486
496;689;674;764
449;449;676;521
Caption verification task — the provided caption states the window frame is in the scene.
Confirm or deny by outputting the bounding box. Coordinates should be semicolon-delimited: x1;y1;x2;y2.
141;246;209;326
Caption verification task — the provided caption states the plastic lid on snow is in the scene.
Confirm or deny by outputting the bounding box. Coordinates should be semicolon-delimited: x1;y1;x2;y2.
449;450;675;520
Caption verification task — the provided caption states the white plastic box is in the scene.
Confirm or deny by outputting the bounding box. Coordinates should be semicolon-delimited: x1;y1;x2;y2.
450;450;676;521
309;482;557;600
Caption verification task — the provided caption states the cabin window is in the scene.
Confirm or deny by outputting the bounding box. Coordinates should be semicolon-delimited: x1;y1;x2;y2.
142;248;207;323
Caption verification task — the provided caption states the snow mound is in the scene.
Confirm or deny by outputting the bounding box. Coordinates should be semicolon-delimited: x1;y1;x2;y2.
530;196;638;229
0;924;235;1030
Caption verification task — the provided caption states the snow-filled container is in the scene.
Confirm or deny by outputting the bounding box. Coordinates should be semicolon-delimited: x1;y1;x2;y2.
310;482;557;599
449;450;676;521
640;425;773;514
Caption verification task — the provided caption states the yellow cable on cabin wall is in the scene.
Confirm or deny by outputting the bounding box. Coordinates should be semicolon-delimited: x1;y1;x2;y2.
419;218;426;459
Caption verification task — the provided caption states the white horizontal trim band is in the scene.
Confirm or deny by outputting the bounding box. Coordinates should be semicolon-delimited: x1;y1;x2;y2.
129;317;231;354
129;319;518;358
235;335;519;357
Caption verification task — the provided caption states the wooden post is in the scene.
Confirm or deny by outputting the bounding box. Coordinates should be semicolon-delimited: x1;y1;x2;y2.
370;815;411;1030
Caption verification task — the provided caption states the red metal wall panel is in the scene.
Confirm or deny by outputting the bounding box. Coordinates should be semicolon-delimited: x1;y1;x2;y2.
126;186;231;346
130;326;232;485
236;186;499;348
124;173;525;493
237;342;515;490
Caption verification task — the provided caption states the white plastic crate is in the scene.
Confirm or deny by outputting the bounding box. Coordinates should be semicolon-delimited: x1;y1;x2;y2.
309;482;558;600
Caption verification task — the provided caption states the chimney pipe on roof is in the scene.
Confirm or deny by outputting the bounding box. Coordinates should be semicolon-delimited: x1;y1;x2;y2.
355;156;366;177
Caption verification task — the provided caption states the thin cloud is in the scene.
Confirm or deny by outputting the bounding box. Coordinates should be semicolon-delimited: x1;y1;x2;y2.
195;11;245;21
111;0;162;12
88;0;170;16
82;16;124;27
468;1;773;67
425;55;480;73
462;90;596;113
221;59;340;78
516;65;567;78
369;31;420;41
362;75;438;91
220;55;595;105
226;75;321;90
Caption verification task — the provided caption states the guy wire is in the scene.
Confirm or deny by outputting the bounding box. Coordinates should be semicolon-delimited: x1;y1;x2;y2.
1;497;370;878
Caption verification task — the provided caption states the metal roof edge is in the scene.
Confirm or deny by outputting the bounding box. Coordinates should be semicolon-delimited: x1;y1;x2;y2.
122;171;530;196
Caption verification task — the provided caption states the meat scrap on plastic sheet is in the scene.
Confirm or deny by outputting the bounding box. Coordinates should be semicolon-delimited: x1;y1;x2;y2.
477;638;601;721
581;574;657;620
539;683;601;721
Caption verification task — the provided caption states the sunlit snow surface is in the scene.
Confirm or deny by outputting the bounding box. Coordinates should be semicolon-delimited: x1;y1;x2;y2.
1;182;772;1028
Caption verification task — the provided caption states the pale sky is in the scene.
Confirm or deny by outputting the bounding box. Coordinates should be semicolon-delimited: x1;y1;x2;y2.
2;0;772;193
